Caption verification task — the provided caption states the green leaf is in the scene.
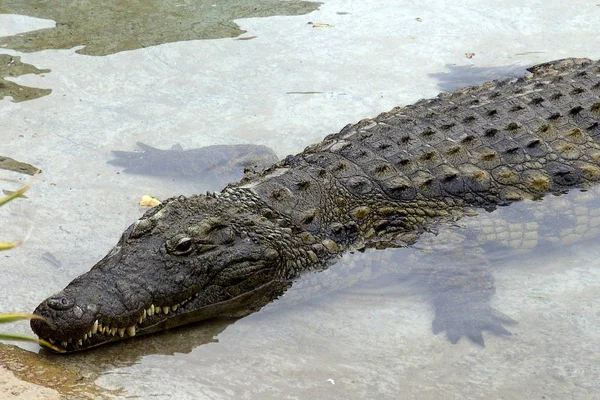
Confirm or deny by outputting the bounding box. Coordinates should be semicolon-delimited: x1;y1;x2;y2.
0;240;23;251
0;182;29;207
0;313;46;324
0;332;66;353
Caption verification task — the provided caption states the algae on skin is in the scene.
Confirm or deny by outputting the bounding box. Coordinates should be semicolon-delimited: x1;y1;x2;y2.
0;54;51;102
0;0;321;56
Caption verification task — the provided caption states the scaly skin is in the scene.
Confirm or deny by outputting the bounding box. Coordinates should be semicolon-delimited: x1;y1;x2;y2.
31;58;600;351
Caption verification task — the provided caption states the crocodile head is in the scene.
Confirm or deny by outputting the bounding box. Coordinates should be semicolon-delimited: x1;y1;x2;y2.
31;191;292;352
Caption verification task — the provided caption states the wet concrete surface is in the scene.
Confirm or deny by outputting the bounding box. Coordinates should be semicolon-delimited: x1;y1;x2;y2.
1;0;600;399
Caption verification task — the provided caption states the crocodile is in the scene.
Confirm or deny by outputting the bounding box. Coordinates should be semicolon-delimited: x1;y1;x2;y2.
31;57;600;351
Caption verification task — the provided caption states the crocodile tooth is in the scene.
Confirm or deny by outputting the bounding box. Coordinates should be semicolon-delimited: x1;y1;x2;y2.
48;338;55;344
92;320;98;334
83;333;88;341
162;306;170;314
143;309;147;319
118;328;125;337
78;339;83;346
68;338;73;344
138;315;144;324
111;327;117;336
172;304;178;311
155;306;161;314
61;341;68;348
126;325;136;337
148;304;154;316
98;323;103;334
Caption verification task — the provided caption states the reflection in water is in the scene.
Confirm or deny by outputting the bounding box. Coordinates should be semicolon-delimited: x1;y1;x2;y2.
429;64;529;93
108;142;278;189
60;319;232;371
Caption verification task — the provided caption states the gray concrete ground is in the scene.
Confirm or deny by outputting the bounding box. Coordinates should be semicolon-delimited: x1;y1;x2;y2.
1;1;599;399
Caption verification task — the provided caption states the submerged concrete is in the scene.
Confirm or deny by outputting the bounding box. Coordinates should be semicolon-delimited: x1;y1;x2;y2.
0;0;321;56
0;54;50;102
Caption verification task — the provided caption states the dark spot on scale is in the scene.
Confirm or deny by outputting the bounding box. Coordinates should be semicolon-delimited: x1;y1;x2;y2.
296;180;311;190
539;124;552;133
400;135;412;144
485;128;499;137
301;214;314;224
421;127;436;137
587;122;599;131
480;152;497;161
442;173;458;182
570;87;585;95
269;188;288;201
420;177;434;186
569;105;584;116
548;112;561;121
526;139;541;148
505;146;520;154
487;109;498;117
420;151;437;161
550;92;564;101
505;122;520;131
462;115;477;124
529;97;544;105
398;159;411;166
461;135;476;144
440;123;455;130
333;162;346;171
375;164;390;173
446;146;461;155
509;105;525;112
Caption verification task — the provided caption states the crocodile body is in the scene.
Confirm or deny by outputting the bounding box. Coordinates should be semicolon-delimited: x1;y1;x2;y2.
31;58;600;351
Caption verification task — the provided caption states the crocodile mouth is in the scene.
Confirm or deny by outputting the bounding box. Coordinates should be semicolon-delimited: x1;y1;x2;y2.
34;278;283;352
38;294;200;352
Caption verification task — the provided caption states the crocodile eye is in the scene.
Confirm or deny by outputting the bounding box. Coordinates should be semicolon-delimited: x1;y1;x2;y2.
172;237;194;255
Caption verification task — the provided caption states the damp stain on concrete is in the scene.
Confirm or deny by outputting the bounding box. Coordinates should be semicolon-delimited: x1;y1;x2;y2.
0;55;51;102
0;0;322;56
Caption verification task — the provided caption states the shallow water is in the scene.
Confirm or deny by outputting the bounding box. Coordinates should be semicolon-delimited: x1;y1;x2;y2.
1;1;600;399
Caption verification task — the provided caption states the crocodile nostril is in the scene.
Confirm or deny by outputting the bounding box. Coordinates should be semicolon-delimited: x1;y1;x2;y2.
47;296;73;311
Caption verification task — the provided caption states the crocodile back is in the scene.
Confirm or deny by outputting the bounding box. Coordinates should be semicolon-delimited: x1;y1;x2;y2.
235;58;600;245
308;58;600;208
